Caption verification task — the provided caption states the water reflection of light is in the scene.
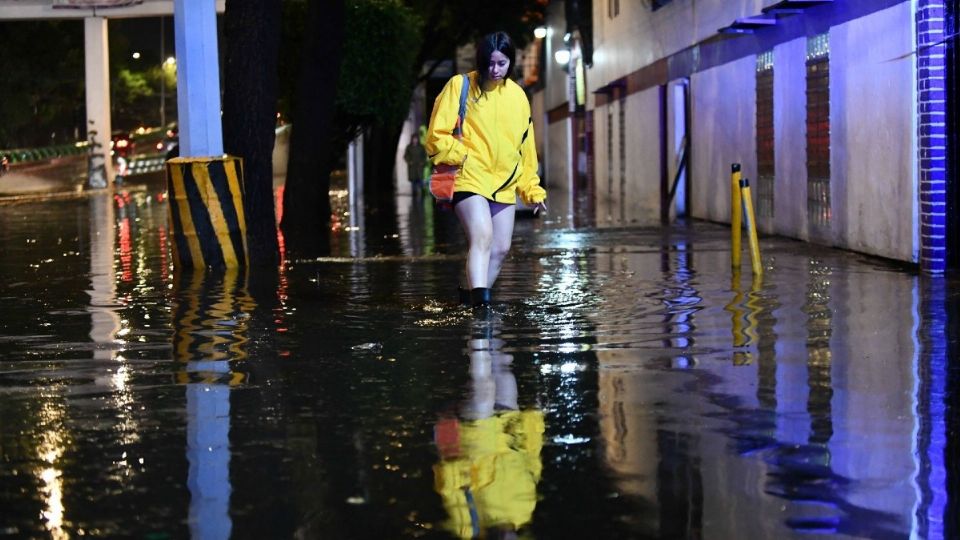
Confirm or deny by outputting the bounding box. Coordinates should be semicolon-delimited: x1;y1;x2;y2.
40;467;65;538
538;250;593;312
557;342;586;354
275;185;287;262
560;361;580;374
110;359;140;449
112;364;129;391
552;435;590;445
36;402;67;539
159;226;170;282
673;357;693;369
540;361;587;375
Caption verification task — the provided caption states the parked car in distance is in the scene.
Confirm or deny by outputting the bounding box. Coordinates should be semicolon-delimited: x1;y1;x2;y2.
156;124;179;157
111;131;135;159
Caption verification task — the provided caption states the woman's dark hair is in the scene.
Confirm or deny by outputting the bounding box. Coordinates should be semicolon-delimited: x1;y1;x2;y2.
475;31;516;92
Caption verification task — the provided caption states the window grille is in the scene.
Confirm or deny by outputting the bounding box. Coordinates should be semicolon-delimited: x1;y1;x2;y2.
756;51;775;218
806;34;830;228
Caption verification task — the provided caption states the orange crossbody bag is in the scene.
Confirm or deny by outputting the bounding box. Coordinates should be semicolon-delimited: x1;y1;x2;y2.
429;74;470;203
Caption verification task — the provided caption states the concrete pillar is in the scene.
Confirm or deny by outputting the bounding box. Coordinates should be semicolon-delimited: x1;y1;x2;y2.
173;0;224;157
347;132;365;258
83;16;114;185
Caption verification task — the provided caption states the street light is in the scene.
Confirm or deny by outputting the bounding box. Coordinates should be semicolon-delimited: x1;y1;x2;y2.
161;56;176;129
534;26;547;39
554;49;570;65
132;51;141;59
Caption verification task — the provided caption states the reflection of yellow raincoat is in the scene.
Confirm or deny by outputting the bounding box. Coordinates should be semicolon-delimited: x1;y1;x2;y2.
433;410;545;538
426;72;546;206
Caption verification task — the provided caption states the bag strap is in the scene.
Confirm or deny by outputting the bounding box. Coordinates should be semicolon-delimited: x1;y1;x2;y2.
452;73;470;137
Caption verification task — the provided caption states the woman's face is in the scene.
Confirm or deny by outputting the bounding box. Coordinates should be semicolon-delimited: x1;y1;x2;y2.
488;50;510;82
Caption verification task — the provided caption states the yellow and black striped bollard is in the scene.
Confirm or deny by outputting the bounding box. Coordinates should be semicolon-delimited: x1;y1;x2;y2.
166;156;248;269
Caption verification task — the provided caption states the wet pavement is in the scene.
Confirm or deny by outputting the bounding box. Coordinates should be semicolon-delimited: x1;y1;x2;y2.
0;175;957;539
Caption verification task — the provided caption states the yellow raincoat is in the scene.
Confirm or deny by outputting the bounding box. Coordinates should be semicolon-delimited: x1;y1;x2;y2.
426;72;546;206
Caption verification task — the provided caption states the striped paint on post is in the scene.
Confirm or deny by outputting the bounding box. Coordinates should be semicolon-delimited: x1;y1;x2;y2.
166;156;248;269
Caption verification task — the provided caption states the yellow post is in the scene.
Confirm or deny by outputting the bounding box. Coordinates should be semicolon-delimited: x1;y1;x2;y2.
740;178;763;277
731;163;742;269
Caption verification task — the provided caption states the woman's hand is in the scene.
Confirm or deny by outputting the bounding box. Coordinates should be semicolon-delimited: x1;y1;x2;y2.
532;201;547;216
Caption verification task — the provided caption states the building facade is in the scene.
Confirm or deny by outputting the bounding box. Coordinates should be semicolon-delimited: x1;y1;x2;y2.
536;0;952;272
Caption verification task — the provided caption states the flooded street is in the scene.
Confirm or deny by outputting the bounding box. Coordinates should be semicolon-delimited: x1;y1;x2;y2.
0;178;957;539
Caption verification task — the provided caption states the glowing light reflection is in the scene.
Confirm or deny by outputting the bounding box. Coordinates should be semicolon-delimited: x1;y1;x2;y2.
36;402;67;540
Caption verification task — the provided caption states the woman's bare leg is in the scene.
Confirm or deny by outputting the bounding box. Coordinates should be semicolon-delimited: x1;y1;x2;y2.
454;196;494;289
486;205;516;287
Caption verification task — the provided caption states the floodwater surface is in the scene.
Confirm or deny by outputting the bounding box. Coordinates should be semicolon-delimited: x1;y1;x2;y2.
0;181;957;539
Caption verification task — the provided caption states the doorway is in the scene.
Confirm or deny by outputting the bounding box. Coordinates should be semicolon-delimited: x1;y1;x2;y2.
662;79;689;223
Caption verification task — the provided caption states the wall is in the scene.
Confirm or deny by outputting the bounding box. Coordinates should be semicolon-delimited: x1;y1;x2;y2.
773;38;808;238
530;90;546;175
547;121;569;196
590;0;767;93
690;55;757;224
592;87;663;226
829;3;916;261
544;2;572;112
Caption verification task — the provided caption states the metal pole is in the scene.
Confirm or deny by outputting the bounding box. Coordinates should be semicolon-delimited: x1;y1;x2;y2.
160;16;165;128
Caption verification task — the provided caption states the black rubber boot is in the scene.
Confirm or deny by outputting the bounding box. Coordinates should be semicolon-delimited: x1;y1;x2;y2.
470;287;491;307
458;286;471;306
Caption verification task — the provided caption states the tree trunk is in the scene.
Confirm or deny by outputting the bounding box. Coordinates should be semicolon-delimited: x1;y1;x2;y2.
361;122;402;235
280;0;346;258
222;0;282;267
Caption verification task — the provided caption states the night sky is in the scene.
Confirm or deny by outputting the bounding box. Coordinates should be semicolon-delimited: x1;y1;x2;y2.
110;16;176;63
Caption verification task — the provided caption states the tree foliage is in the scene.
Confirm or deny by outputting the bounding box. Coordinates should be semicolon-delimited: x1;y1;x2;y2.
0;21;85;148
354;0;545;207
112;64;176;131
407;0;546;82
335;0;421;141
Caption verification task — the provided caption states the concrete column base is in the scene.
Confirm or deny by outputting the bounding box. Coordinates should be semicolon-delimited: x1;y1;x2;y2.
166;156;247;269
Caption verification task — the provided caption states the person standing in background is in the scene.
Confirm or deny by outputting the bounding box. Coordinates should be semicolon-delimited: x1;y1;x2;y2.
404;132;428;195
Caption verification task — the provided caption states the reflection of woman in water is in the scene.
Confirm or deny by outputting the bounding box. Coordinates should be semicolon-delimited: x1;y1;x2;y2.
433;318;544;538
